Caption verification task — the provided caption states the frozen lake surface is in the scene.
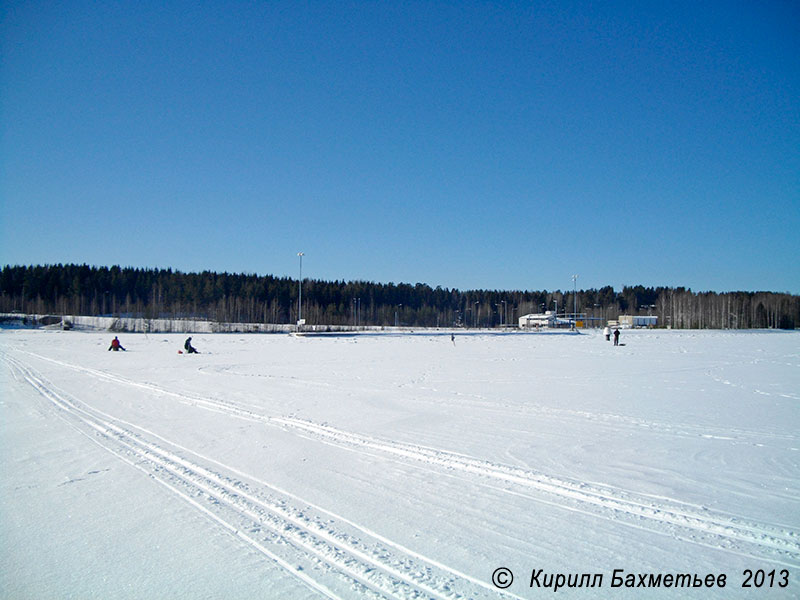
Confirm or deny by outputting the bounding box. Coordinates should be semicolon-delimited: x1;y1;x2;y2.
2;328;798;598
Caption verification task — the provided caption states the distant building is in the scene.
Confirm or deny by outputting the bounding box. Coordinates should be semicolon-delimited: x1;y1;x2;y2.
519;311;552;328
618;315;658;328
519;311;569;329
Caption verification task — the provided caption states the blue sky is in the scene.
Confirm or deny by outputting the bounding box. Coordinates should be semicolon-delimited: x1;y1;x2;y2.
2;1;798;293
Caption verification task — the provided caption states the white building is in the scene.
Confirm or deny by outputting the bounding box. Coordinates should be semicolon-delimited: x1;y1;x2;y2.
519;311;559;328
618;315;658;328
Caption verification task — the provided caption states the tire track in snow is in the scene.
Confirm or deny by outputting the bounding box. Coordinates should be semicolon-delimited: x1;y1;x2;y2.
14;350;800;567
3;353;518;600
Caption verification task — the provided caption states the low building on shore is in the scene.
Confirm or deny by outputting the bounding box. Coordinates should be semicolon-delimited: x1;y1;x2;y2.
518;311;573;329
618;315;658;328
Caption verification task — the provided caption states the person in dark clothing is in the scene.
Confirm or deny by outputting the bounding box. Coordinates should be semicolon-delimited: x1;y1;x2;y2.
184;337;199;354
613;328;620;346
108;336;126;351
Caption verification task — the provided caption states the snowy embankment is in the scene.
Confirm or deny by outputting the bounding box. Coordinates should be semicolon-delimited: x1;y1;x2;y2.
1;312;575;335
1;328;798;599
1;313;347;333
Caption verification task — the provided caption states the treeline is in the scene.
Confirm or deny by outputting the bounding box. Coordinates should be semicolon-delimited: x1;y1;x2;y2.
1;264;798;329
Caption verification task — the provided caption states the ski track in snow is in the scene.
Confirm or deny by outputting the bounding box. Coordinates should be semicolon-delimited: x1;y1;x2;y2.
398;365;799;447
20;348;798;449
3;352;523;600
273;418;800;565
10;348;800;570
403;385;798;447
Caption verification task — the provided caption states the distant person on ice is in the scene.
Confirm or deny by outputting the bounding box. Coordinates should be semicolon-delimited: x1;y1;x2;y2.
613;328;620;346
184;337;199;354
108;336;125;351
603;326;611;341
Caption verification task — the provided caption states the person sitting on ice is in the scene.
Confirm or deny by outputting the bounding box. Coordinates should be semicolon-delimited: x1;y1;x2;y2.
184;337;199;354
108;336;126;351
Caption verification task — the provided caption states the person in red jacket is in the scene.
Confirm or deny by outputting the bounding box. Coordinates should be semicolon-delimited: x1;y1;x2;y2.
108;336;126;351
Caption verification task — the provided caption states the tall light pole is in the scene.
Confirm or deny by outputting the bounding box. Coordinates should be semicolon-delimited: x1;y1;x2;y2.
572;274;578;327
297;252;304;325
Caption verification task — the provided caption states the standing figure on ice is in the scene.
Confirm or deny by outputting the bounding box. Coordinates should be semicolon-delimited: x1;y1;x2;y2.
108;336;126;351
603;325;611;341
613;328;620;346
184;337;199;354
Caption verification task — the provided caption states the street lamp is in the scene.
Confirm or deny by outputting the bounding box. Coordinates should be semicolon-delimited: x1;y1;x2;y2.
297;252;304;326
572;274;578;328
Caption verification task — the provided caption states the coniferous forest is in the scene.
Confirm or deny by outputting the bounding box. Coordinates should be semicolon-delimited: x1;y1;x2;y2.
1;264;798;329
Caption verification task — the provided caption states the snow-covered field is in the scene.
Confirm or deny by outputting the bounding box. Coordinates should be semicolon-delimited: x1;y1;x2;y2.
1;328;798;599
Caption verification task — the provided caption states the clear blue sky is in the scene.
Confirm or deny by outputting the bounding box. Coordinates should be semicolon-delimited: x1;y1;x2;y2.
2;1;798;293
